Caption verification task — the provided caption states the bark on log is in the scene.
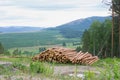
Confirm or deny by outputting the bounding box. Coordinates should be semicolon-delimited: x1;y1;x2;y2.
32;47;99;65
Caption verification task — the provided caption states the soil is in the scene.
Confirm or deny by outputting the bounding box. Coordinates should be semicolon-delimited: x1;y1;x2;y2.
54;65;100;75
0;61;12;65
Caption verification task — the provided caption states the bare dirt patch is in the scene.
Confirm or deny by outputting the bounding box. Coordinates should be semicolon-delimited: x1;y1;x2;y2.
54;65;100;75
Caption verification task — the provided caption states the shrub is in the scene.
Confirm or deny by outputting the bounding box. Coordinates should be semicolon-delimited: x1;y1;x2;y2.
12;62;28;73
30;61;54;76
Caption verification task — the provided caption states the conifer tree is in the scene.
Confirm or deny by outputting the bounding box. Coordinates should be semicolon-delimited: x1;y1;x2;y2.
0;42;4;54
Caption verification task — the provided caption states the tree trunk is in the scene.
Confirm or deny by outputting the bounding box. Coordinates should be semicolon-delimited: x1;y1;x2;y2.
119;14;120;57
111;2;114;57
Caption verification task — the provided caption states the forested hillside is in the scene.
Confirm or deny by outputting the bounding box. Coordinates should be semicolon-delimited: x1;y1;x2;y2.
55;16;111;38
0;16;111;49
0;30;79;49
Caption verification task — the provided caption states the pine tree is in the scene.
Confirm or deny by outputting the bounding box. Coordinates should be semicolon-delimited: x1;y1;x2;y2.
62;42;66;46
103;0;120;57
82;29;90;52
0;42;4;54
82;20;112;58
111;0;120;57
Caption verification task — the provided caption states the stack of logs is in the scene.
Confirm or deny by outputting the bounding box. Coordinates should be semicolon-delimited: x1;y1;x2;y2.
32;47;99;65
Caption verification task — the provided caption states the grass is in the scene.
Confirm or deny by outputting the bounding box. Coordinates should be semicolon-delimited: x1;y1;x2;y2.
0;57;32;64
7;42;81;56
29;61;54;76
102;59;120;80
87;58;120;80
55;58;120;80
1;56;120;80
0;64;13;75
0;57;54;80
92;57;120;67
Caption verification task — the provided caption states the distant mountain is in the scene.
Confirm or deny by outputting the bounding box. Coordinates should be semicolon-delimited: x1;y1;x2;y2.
0;16;111;37
54;16;111;38
0;26;43;33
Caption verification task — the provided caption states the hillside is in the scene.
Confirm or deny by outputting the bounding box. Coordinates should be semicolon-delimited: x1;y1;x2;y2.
0;26;43;33
0;30;79;49
54;16;111;38
0;16;110;35
0;16;111;49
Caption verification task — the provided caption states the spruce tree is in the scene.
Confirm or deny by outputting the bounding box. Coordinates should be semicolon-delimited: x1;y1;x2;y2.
0;42;4;54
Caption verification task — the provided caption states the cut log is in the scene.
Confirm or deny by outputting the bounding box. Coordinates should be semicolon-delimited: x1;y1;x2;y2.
32;47;99;65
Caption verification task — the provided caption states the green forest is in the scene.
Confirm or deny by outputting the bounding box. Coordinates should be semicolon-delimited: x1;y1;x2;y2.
82;19;112;58
81;0;120;58
0;30;80;49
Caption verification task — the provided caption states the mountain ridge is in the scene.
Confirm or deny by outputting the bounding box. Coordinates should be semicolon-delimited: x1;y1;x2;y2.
0;26;43;33
0;16;111;34
56;16;111;30
54;16;111;38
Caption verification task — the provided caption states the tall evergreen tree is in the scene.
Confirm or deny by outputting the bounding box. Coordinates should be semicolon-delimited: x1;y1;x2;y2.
82;30;90;52
103;0;120;57
82;20;112;58
112;0;120;14
111;0;120;57
62;42;66;46
0;42;4;54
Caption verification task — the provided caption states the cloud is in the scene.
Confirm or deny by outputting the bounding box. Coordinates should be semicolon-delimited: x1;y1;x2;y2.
0;0;110;27
0;0;106;10
0;8;110;27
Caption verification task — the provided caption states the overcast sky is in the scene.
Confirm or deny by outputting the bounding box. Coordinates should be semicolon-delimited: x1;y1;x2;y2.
0;0;110;27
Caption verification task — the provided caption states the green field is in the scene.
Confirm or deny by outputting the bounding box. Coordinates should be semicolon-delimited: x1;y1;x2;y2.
0;30;80;50
9;43;80;54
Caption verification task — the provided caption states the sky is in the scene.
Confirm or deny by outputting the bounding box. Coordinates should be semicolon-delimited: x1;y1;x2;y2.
0;0;111;27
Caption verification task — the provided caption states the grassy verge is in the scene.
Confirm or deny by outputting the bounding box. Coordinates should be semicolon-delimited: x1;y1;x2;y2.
0;57;54;80
0;57;32;64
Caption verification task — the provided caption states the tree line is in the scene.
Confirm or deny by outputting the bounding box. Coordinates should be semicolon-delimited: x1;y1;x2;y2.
81;0;120;58
81;19;112;58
